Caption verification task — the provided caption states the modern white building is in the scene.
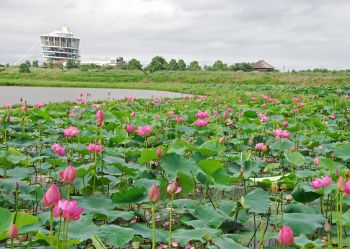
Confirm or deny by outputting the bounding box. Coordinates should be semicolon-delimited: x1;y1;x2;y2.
40;27;80;63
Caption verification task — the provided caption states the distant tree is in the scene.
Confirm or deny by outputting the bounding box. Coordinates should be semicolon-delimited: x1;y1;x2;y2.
146;56;169;72
188;61;201;71
229;62;253;72
177;59;186;71
168;59;178;71
5;63;9;67
204;65;212;71
32;60;39;67
212;60;228;71
25;60;31;67
127;58;143;70
19;63;30;73
65;59;78;69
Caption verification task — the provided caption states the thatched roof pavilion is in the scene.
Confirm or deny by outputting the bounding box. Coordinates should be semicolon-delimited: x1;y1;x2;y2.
252;60;274;72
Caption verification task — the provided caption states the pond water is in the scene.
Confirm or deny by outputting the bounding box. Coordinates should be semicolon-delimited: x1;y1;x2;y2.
0;86;191;104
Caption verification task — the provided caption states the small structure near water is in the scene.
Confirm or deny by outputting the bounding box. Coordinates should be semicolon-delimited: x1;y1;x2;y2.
252;60;274;72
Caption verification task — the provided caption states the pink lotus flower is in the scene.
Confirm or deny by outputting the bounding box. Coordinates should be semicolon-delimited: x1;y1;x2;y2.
8;224;18;239
153;98;162;105
36;102;45;108
278;226;294;246
126;96;136;103
322;175;332;186
60;166;77;183
226;120;234;127
255;143;265;150
21;105;28;112
312;175;332;189
148;184;160;203
63;126;80;137
262;95;269;100
96;109;105;127
267;98;274;103
167;181;181;194
136;125;152;137
226;108;233;113
258;113;268;122
329;114;336;119
311;178;323;189
344;180;350;195
223;112;229;119
87;143;102;153
53;199;84;221
4;102;12;109
292;97;299;103
125;124;135;133
194;119;208;127
130;112;136;117
261;104;267;109
282;121;289;127
273;129;290;140
251;97;257;101
298;102;305;108
314;157;320;166
196;111;209;119
43;184;61;208
167;111;175;115
51;143;66;157
173;116;183;123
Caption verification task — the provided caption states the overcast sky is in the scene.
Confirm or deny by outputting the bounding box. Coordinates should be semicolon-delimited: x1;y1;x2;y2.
0;0;349;70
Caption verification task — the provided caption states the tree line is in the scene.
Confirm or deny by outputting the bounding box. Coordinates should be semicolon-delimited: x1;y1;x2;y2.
17;56;255;73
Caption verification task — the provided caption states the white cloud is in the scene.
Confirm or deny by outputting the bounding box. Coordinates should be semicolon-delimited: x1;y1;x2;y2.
0;0;349;70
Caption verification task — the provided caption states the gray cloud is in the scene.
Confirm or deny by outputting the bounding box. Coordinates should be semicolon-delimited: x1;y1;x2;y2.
0;0;349;70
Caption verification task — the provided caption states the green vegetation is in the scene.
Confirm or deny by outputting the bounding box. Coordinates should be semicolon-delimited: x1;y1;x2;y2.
1;67;350;97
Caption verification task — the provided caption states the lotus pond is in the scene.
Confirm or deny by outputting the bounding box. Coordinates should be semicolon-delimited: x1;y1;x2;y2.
0;88;350;249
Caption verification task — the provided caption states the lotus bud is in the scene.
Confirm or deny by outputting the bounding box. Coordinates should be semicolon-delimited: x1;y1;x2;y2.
148;184;160;203
43;184;61;208
271;182;279;193
8;224;18;239
15;182;20;190
290;145;297;152
337;177;345;191
324;220;331;232
286;194;293;202
278;226;294;246
6;115;10;123
248;138;253;146
156;148;163;158
314;157;320;166
220;136;226;144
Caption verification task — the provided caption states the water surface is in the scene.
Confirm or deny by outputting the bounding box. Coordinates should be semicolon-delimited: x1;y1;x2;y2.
0;86;191;104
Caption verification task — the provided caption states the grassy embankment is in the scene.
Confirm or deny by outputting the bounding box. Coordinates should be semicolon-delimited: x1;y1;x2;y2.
0;67;349;96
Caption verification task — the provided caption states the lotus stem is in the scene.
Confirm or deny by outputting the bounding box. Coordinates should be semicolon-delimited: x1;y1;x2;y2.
151;203;156;249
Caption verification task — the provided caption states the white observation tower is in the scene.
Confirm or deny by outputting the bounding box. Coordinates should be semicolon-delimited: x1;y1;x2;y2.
40;26;80;64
